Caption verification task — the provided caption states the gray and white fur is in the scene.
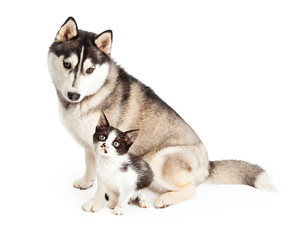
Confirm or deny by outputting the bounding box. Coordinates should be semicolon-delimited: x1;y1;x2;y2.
48;17;275;210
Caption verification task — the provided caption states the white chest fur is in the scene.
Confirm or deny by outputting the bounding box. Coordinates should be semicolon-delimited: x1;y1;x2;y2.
59;104;99;151
96;155;138;193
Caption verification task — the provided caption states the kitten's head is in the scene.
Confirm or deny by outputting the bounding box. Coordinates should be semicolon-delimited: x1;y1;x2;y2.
93;112;139;157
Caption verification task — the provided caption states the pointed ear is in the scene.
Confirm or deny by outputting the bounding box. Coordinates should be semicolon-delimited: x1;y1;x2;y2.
55;17;78;42
98;112;110;128
124;129;139;145
94;30;113;55
95;125;101;132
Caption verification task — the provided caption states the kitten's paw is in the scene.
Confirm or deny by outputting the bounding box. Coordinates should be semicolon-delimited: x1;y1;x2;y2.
82;198;105;213
107;200;117;209
138;199;149;208
73;177;94;190
113;206;126;215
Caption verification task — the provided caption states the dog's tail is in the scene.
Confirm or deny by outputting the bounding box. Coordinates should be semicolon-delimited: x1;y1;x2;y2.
205;160;276;191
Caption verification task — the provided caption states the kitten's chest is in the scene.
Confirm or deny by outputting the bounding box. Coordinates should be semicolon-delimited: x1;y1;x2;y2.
97;158;138;190
97;159;123;179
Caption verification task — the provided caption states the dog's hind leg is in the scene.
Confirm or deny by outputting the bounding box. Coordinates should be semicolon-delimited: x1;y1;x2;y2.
154;183;196;208
151;147;203;208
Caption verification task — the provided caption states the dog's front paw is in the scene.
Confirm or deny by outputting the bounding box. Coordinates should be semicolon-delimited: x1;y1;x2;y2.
82;198;105;213
113;206;126;215
73;177;94;190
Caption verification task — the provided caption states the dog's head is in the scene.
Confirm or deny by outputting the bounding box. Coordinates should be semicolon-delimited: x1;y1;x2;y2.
48;17;112;103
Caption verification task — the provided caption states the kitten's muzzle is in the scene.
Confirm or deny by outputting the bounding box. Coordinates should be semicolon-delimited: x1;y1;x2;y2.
101;143;109;153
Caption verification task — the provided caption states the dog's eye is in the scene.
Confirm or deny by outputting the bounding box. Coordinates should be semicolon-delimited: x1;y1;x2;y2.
113;141;120;148
99;135;106;141
86;67;95;74
63;61;72;69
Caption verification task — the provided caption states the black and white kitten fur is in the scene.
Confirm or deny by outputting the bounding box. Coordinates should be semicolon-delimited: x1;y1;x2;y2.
82;112;154;215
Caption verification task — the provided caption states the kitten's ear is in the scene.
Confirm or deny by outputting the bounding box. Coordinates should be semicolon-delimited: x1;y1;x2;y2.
95;30;113;55
55;17;78;42
98;112;110;128
124;129;139;145
95;125;101;132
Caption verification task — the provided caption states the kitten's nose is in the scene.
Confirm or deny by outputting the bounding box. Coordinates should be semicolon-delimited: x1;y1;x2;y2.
67;92;80;101
101;143;108;154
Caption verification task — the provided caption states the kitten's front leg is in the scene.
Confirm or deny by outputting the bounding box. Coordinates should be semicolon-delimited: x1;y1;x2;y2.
82;178;106;213
136;191;149;208
106;190;118;209
113;190;134;215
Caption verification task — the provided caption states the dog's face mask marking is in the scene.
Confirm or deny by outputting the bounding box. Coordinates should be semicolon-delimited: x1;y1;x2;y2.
48;17;112;103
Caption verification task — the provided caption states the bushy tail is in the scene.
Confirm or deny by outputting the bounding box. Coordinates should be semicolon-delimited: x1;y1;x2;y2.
206;160;276;191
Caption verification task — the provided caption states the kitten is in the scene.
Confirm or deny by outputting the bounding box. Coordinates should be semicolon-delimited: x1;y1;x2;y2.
82;112;154;215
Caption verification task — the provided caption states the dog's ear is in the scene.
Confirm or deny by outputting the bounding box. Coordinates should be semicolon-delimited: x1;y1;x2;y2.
55;17;78;42
123;129;139;146
98;112;110;128
95;30;113;55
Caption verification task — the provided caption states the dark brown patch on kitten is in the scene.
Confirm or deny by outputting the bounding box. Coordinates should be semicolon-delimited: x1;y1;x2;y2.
113;130;139;155
93;112;120;144
120;157;153;190
131;157;154;190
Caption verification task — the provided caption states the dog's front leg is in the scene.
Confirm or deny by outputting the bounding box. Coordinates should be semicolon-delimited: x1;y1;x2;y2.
73;150;96;190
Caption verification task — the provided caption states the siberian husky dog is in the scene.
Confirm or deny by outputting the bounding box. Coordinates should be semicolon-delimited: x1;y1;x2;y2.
48;17;275;208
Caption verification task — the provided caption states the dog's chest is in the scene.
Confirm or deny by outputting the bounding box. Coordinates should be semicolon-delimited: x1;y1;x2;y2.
60;106;99;150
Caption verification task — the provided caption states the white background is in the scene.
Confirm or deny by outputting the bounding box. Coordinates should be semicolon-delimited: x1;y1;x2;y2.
0;0;299;239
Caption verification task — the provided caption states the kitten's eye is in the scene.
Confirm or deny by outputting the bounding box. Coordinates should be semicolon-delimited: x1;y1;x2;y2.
99;135;106;141
86;67;95;74
63;61;72;69
113;141;120;148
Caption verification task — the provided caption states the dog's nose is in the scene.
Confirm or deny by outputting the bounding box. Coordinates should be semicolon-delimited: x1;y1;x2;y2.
101;143;107;148
67;92;80;101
